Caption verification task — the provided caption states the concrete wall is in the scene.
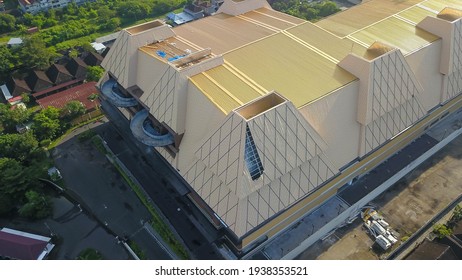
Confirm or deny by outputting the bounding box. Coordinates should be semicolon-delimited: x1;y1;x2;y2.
136;51;170;94
299;81;362;170
176;82;227;172
406;39;444;111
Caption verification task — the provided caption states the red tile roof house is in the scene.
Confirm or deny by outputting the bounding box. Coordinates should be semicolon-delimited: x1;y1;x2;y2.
0;228;55;260
37;81;100;112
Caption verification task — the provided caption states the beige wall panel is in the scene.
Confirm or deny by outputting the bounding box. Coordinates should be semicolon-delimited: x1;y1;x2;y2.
136;51;170;96
192;113;247;197
174;57;227;131
444;69;462;101
139;65;177;128
248;102;330;186
452;20;462;72
417;16;454;75
299;83;361;170
176;83;227;172
217;0;271;16
101;31;129;85
338;54;370;125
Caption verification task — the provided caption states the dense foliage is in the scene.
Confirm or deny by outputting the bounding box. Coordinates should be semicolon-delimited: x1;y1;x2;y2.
269;0;340;21
1;0;185;81
62;100;86;119
1;0;186;46
0;36;58;80
0;103;82;219
86;65;104;82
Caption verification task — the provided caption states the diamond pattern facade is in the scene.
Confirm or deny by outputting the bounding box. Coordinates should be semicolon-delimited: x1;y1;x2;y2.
445;20;462;102
248;102;327;186
184;101;336;237
193;113;246;197
364;51;426;154
101;31;129;87
184;159;240;230
140;66;177;128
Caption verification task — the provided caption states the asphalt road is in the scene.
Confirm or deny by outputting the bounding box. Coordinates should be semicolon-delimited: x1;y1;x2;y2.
53;134;171;259
94;121;223;259
0;195;130;260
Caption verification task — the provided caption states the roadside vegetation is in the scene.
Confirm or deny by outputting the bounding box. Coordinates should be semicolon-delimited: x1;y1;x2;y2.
269;0;340;21
76;248;104;260
0;102;88;219
1;0;186;82
433;205;462;239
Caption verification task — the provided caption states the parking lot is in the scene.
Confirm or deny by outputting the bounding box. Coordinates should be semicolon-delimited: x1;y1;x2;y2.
298;133;462;260
52;127;172;259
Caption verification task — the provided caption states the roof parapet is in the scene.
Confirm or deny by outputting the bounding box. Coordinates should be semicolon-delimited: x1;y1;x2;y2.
235;92;285;120
417;8;461;75
124;20;176;44
217;0;271;16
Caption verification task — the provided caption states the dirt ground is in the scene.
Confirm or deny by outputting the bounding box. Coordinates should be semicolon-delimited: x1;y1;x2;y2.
314;135;462;260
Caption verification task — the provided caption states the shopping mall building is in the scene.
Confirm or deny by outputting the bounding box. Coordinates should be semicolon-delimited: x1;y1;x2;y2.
98;0;462;255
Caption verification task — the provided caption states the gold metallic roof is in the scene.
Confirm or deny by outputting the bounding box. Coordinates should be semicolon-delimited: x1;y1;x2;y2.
185;1;462;114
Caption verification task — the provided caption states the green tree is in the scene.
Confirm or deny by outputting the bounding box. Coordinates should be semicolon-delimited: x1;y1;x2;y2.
62;100;86;118
21;93;31;104
81;42;94;53
453;205;462;222
0;132;38;162
19;36;58;70
433;224;453;239
77;248;104;260
105;18;121;30
318;1;340;18
0;157;31;196
97;5;116;24
33;106;61;141
0;104;32;133
65;1;79;15
117;1;152;20
0;193;15;216
86;65;104;82
69;49;79;58
0;45;14;74
0;14;16;34
18;190;52;219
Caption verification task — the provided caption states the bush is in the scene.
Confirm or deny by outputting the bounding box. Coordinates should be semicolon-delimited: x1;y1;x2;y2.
433;224;453;239
40;139;52;147
18;190;52;220
78;129;96;142
77;248;103;260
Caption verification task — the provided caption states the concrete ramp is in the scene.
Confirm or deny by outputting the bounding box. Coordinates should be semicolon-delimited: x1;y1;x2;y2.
130;109;174;147
101;79;138;107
